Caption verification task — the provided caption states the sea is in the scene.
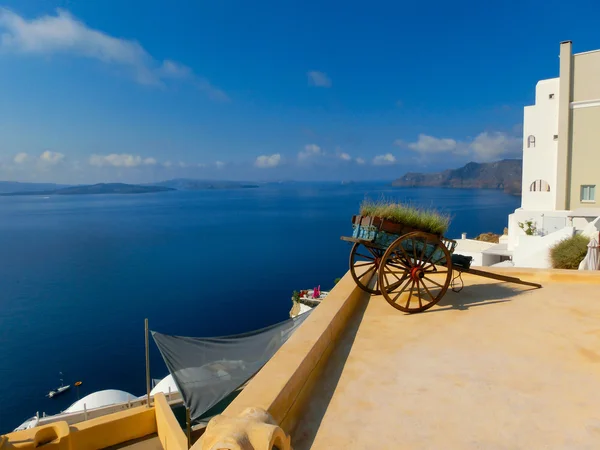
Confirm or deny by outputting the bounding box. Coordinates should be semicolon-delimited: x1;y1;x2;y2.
0;182;520;431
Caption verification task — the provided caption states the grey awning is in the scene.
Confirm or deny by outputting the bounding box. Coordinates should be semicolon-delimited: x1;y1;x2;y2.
152;311;312;421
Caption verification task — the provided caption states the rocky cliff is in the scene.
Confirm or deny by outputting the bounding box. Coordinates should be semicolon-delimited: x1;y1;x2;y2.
392;159;522;195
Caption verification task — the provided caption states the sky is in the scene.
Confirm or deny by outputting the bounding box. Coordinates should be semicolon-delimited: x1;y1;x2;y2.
0;0;599;183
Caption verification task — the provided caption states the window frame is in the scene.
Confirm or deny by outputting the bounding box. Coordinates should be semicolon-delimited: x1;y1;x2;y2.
581;185;596;203
529;180;551;192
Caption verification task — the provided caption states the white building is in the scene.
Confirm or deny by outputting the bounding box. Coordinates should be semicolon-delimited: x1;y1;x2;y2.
457;41;600;268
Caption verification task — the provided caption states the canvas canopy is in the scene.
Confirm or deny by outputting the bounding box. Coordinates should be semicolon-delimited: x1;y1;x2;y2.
152;311;311;421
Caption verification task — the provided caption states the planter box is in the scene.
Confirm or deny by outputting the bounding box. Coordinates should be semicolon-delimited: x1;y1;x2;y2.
351;215;456;260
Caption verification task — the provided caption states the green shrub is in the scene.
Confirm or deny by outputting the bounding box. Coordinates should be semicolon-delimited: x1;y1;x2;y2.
550;234;590;269
360;199;450;235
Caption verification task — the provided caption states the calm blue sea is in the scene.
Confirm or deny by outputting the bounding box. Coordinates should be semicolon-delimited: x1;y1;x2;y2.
0;183;519;430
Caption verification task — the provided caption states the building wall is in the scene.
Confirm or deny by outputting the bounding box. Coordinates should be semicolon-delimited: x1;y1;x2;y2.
521;78;559;211
572;50;600;102
568;106;600;209
565;49;600;210
556;41;573;210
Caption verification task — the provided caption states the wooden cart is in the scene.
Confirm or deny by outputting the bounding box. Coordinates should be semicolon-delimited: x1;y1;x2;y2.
341;215;541;313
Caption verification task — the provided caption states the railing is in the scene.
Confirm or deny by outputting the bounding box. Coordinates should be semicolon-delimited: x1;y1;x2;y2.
30;390;182;428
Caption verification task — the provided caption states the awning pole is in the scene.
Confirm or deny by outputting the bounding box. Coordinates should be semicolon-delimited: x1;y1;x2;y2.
186;407;192;448
145;318;151;408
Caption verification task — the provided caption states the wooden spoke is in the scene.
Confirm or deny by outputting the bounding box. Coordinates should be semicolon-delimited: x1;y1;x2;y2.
386;275;409;292
422;275;444;289
387;268;403;283
415;282;423;308
419;243;438;268
353;261;376;268
418;278;436;303
423;269;448;275
397;244;413;265
358;264;377;278
366;247;382;258
405;280;416;309
392;277;413;303
350;242;383;295
412;238;418;262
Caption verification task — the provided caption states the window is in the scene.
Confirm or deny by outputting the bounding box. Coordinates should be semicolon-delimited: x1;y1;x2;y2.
553;134;558;140
530;180;550;192
581;185;596;202
527;135;536;148
549;93;555;99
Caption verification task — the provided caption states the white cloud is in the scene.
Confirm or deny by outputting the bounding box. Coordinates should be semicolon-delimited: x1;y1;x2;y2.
215;161;225;169
356;157;366;165
89;153;155;167
40;150;65;164
406;134;458;153
255;154;281;168
372;153;396;166
162;161;173;168
178;161;187;168
399;131;521;162
158;60;191;79
469;131;521;161
307;71;331;88
338;152;352;161
298;144;322;161
13;152;28;163
0;8;226;99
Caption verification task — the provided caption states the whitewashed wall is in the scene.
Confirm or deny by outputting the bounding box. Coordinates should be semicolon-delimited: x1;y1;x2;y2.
512;226;575;268
521;78;560;211
507;209;571;250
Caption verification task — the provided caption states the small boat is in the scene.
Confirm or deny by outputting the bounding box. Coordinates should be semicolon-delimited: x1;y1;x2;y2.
47;373;71;398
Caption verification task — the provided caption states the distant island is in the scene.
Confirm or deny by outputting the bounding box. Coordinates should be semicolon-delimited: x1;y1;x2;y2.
1;183;174;196
0;181;69;194
392;159;523;195
0;179;263;196
150;179;260;190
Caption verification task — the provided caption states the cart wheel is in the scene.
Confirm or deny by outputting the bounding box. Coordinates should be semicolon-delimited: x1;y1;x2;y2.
378;231;452;313
349;242;385;295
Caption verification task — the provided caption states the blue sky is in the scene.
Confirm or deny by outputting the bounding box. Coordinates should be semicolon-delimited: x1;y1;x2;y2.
0;0;599;183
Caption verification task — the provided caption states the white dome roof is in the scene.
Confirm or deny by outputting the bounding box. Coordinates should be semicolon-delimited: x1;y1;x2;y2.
65;389;135;412
150;374;179;396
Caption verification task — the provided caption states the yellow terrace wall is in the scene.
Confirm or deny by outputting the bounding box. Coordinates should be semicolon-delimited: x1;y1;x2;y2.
0;404;157;450
155;393;188;450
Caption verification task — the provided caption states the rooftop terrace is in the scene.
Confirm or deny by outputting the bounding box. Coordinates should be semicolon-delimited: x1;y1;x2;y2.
200;268;600;449
3;268;600;449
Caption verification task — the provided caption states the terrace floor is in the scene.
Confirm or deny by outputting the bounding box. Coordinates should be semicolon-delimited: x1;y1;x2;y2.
292;272;600;449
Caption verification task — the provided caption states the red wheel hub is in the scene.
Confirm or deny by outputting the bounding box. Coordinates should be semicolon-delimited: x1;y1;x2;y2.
410;266;424;281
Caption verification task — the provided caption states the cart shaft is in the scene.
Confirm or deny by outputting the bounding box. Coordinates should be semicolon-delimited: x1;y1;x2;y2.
455;266;542;289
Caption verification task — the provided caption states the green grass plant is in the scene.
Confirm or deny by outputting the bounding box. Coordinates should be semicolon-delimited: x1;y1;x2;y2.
550;234;590;269
360;199;451;235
